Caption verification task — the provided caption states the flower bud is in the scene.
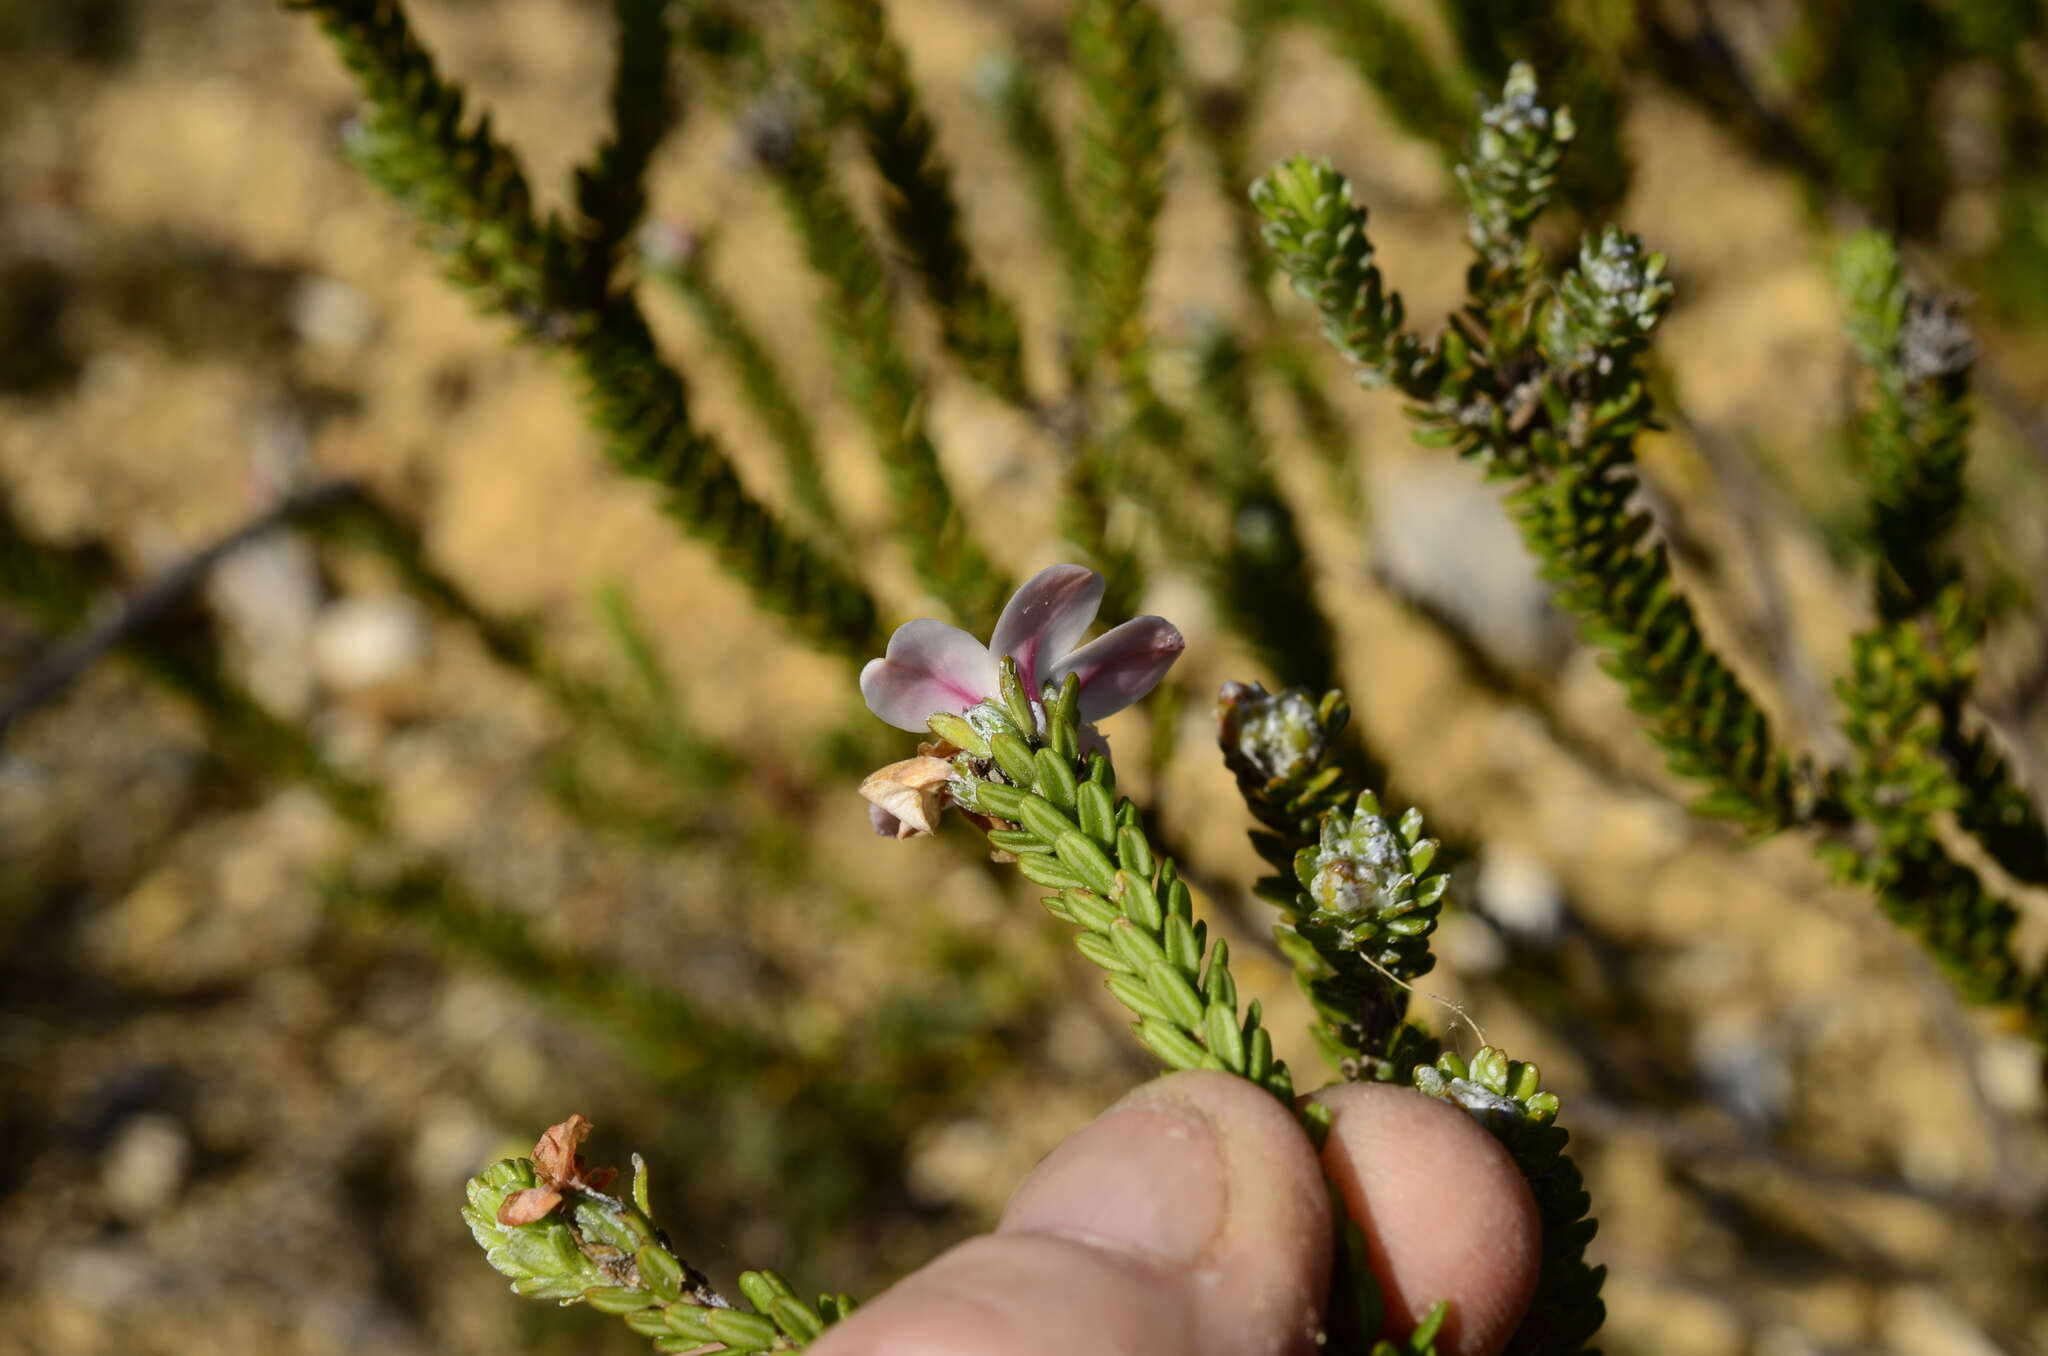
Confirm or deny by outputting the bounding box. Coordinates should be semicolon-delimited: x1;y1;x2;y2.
1217;681;1332;787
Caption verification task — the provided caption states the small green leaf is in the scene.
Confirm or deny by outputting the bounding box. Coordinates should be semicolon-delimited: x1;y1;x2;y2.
1298;1099;1333;1149
988;828;1053;854
1055;830;1120;894
1116;824;1154;877
1048;672;1081;744
1035;746;1080;812
1163;913;1200;975
1077;780;1117;845
991;732;1038;786
1017;794;1082;845
1109;918;1172;972
1201;940;1237;1007
1109;972;1179;1023
1247;1022;1274;1083
1411;1299;1450;1348
636;1244;684;1302
769;1294;826;1343
1076;929;1134;973
928;711;990;756
1060;887;1121;931
1116;870;1163;931
1019;854;1086;890
738;1270;788;1311
1085;751;1115;793
999;656;1038;734
1143;959;1207;1029
630;1152;653;1216
972;780;1028;820
1131;1018;1210;1070
624;1309;673;1338
1205;999;1248;1072
705;1308;781;1351
1472;1046;1509;1093
584;1286;655;1314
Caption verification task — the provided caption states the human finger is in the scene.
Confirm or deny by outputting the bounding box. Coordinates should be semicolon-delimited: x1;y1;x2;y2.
811;1069;1332;1356
1314;1083;1543;1356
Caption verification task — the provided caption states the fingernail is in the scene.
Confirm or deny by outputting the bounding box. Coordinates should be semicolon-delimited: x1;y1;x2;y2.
1000;1093;1225;1264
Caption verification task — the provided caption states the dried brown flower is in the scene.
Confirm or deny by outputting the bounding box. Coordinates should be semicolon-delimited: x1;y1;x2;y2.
496;1113;619;1227
859;754;959;839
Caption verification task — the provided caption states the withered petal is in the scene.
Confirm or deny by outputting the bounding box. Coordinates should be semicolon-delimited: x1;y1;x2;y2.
531;1113;596;1184
497;1187;565;1226
858;756;957;839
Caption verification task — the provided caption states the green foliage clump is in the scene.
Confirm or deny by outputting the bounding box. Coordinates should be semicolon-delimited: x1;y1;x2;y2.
466;1143;852;1351
1070;0;1173;375
1255;66;2048;1041
812;0;1028;405
1217;682;1602;1353
1258;124;1802;831
942;664;1296;1101
281;0;883;659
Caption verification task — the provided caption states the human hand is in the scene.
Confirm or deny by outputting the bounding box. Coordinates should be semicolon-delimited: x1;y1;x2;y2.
812;1070;1543;1356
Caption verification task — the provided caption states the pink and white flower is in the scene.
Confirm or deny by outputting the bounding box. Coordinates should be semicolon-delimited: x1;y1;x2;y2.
857;564;1184;838
859;564;1185;733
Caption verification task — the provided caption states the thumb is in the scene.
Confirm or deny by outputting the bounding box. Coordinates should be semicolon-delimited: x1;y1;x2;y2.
812;1069;1333;1356
1315;1083;1545;1356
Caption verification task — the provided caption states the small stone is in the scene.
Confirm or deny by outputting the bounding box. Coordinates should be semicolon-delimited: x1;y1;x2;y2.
1974;1036;2043;1115
1477;842;1563;942
1692;1017;1790;1130
1372;462;1571;674
312;596;428;692
289;275;377;353
210;532;322;719
101;1113;190;1220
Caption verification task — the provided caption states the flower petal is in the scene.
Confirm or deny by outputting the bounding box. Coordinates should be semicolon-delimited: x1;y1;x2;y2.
1047;615;1185;720
990;564;1105;692
860;619;1001;732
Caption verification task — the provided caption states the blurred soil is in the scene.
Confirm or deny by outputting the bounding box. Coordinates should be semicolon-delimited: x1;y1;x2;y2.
2;2;2047;1354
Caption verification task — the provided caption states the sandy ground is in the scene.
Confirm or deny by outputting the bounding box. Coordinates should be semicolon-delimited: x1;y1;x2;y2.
2;1;2047;1353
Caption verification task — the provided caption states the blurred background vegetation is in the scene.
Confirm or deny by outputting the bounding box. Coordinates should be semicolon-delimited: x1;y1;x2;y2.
3;1;2048;1352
